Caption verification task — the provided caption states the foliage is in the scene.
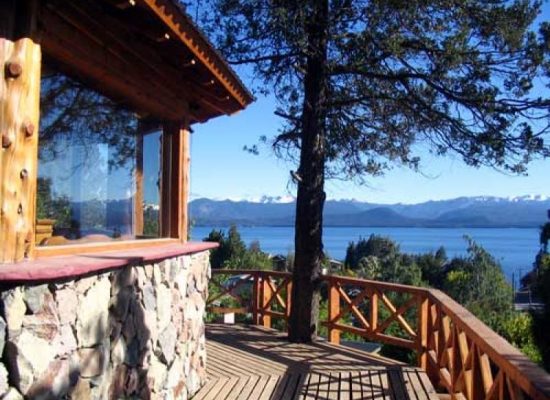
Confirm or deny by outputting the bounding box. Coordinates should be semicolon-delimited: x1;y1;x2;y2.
532;253;550;370
414;247;447;288
200;0;550;176
443;238;514;334
540;222;550;253
40;71;136;169
203;225;272;269
344;235;423;286
36;177;71;228
345;235;400;269
143;205;159;237
503;313;542;365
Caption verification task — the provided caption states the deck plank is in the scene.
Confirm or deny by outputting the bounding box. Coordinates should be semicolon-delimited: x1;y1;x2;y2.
192;324;439;400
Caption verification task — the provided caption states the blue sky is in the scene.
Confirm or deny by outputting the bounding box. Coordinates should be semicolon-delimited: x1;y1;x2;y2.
190;5;550;205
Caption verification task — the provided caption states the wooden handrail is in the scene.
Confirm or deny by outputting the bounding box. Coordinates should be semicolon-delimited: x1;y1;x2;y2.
206;269;550;400
207;269;293;329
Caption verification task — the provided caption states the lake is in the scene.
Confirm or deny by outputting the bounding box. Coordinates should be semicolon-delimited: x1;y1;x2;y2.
191;226;540;283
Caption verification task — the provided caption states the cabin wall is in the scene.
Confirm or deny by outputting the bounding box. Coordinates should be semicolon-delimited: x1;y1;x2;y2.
0;251;210;399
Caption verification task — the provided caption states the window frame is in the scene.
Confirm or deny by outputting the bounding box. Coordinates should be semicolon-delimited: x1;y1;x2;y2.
33;119;190;259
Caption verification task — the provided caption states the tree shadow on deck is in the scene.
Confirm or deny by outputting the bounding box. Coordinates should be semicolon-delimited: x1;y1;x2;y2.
200;323;432;400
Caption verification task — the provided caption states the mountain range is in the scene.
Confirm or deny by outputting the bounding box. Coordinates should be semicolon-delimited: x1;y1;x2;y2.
189;195;550;228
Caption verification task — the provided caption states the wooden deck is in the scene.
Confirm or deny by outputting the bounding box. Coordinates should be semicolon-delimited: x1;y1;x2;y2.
192;324;439;400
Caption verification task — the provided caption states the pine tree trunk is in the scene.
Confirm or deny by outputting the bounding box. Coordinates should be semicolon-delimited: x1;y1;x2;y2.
288;0;329;343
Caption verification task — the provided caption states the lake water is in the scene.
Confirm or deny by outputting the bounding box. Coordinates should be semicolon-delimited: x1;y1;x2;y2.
191;226;540;283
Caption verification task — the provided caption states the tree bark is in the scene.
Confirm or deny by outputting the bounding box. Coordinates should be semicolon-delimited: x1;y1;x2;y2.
288;0;329;343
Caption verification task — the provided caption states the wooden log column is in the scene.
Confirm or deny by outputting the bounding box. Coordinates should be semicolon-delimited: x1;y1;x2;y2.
161;121;190;241
0;38;41;263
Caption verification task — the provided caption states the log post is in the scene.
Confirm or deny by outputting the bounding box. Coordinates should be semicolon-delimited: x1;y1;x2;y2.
181;123;190;241
161;120;190;241
134;129;144;236
328;277;340;344
0;38;41;263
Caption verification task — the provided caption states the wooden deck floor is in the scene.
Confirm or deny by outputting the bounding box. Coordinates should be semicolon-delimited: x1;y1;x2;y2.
192;324;439;400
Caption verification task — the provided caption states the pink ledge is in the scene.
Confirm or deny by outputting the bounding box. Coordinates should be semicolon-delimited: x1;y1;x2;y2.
0;242;219;283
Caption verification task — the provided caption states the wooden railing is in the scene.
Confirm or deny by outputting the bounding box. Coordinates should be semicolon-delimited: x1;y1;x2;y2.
208;269;292;328
207;270;550;400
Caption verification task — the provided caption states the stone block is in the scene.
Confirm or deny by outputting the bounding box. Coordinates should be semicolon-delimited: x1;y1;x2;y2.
76;278;110;347
109;364;127;399
111;336;126;366
69;378;91;400
153;263;163;285
2;388;23;400
6;330;57;393
110;286;133;321
52;324;77;357
156;284;171;332
26;358;79;400
74;276;96;296
21;313;59;342
1;288;26;338
142;284;156;312
157;323;177;365
146;356;167;393
78;347;105;378
23;285;49;314
55;288;77;325
0;364;9;397
166;357;183;389
0;316;6;356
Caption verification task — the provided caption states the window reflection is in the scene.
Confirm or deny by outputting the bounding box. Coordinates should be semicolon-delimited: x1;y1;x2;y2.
37;64;162;246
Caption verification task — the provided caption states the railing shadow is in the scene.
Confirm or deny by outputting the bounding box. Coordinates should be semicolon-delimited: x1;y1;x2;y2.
205;323;417;399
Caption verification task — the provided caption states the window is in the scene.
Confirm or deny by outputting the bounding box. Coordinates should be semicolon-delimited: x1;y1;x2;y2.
36;64;163;246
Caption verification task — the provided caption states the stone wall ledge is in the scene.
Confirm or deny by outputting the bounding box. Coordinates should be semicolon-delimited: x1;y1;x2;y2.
0;242;218;284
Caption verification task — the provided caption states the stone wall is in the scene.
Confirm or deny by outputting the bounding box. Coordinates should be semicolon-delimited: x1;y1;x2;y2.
0;250;211;400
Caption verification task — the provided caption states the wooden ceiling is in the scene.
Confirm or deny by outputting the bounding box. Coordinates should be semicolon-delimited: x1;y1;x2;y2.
39;0;253;124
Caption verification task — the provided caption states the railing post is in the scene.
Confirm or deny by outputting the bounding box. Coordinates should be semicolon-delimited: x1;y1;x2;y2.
369;288;378;333
418;294;429;371
261;274;272;328
285;279;292;331
252;272;259;325
328;277;340;344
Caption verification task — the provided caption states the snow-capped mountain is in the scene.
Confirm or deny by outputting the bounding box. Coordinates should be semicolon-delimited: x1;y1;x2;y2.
189;195;550;227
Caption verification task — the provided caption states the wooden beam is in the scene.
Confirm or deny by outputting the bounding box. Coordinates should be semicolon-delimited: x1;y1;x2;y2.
0;38;41;263
40;6;187;120
0;0;40;41
62;0;238;119
0;0;17;39
181;124;190;241
140;0;253;107
160;120;189;240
